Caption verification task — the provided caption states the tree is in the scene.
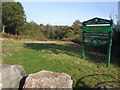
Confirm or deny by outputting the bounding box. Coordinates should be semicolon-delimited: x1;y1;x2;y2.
43;24;53;39
72;20;82;35
2;2;26;34
17;21;45;40
56;26;69;39
67;20;82;43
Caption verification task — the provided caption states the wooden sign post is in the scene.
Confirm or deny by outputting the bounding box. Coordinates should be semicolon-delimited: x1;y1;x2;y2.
81;17;113;68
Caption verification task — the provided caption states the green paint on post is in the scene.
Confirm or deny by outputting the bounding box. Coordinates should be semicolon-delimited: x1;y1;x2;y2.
81;31;85;59
106;32;112;68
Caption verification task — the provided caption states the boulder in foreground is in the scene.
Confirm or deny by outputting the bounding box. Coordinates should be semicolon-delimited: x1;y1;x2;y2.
0;64;26;89
23;70;73;89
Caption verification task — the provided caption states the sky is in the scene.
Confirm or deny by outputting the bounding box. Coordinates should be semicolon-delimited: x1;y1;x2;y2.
118;1;120;21
20;2;118;26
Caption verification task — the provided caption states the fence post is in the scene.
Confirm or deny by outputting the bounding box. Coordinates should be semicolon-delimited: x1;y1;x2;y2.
106;32;112;68
81;31;85;59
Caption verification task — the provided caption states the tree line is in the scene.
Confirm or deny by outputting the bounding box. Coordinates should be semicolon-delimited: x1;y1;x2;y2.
2;2;82;42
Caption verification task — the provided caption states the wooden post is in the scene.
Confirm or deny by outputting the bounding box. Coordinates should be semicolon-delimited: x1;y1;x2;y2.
106;32;112;68
81;31;85;59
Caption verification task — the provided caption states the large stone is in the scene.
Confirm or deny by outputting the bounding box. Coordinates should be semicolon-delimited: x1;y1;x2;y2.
23;70;73;89
0;64;26;89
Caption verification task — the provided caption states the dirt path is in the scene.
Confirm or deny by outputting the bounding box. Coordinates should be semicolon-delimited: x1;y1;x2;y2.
19;40;81;46
57;41;81;47
1;40;81;51
16;40;58;43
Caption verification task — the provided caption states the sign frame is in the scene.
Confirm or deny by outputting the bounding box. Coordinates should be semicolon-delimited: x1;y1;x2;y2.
81;17;113;68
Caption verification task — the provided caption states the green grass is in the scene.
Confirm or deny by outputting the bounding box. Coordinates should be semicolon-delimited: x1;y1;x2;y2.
2;40;120;88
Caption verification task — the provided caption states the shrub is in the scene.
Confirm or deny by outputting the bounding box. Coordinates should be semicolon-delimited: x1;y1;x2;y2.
2;33;47;41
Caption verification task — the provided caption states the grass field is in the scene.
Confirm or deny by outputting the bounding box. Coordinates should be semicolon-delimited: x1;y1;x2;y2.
2;40;120;88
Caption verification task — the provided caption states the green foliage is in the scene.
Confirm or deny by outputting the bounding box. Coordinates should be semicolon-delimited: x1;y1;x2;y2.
71;34;82;44
41;25;69;40
62;20;82;43
2;2;26;34
44;24;53;39
72;20;82;35
54;26;69;39
17;21;46;40
40;20;82;42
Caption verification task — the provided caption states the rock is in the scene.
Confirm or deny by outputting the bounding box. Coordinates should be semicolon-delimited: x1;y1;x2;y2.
0;64;26;89
23;70;73;89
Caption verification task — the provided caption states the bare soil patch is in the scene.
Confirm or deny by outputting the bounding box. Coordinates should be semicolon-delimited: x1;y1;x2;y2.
57;41;81;47
0;47;24;51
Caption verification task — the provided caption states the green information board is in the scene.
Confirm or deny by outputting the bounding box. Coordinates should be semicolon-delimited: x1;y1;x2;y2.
82;26;112;32
81;17;113;68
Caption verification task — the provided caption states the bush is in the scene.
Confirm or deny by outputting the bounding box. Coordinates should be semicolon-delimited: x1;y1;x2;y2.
2;33;47;41
71;34;82;44
72;37;81;44
16;22;47;40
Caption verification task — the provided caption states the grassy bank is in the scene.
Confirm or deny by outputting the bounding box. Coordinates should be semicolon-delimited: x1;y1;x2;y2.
2;40;120;88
